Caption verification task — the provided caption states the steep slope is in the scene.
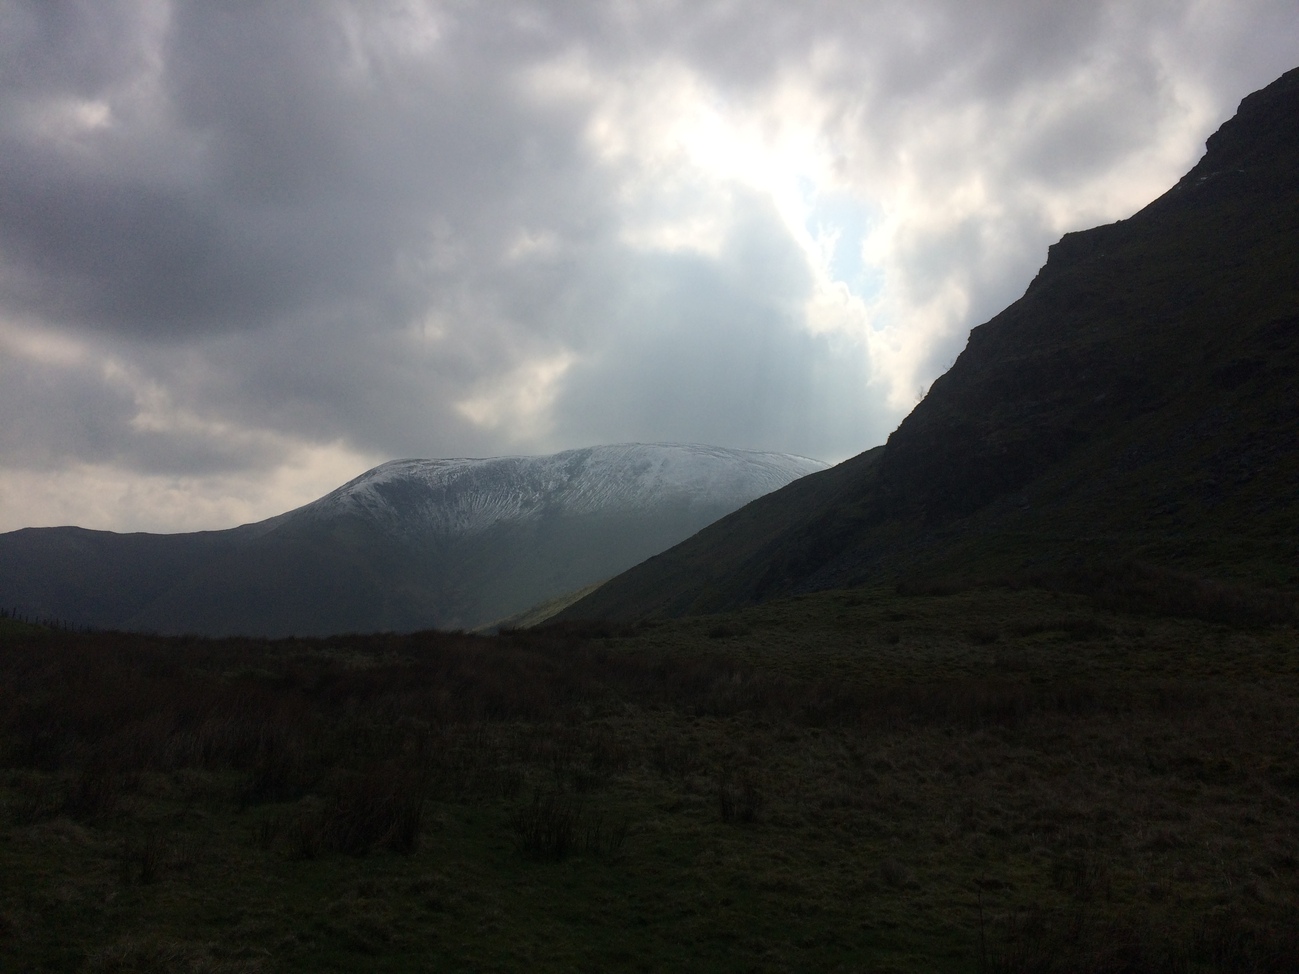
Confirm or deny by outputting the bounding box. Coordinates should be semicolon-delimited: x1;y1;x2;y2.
565;66;1299;621
0;444;825;635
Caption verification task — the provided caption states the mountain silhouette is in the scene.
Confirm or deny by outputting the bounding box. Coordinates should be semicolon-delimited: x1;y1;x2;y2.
564;66;1299;621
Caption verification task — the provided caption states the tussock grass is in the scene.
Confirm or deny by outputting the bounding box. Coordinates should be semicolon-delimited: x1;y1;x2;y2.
508;789;627;859
1;585;1296;970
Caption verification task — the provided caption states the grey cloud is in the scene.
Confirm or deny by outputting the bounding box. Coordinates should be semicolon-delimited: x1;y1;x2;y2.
0;0;153;98
553;199;893;459
1;0;1297;530
0;351;135;469
0;0;607;344
0;344;286;476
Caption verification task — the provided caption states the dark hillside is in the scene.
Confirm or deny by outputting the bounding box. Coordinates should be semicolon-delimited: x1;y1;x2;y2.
0;445;822;635
566;66;1299;621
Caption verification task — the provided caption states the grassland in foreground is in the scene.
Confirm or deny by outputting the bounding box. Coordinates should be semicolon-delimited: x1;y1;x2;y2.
1;574;1297;972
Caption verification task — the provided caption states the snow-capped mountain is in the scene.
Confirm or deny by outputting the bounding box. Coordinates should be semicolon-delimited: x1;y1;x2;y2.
0;444;826;636
295;444;826;537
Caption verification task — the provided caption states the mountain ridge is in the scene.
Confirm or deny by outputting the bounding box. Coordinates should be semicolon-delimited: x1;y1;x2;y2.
562;66;1299;622
294;444;825;537
0;443;825;634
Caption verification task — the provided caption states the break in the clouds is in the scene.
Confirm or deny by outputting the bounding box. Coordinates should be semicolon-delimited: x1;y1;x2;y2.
2;0;1297;532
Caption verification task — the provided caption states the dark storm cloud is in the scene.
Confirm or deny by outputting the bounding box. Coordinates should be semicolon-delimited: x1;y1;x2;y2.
0;2;606;342
1;0;1298;531
0;0;151;96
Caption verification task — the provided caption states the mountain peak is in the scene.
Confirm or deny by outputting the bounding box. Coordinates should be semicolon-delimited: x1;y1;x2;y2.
0;442;827;634
295;443;827;537
1194;65;1299;177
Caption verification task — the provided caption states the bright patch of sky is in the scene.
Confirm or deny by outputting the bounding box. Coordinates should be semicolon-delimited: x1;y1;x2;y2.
802;182;883;303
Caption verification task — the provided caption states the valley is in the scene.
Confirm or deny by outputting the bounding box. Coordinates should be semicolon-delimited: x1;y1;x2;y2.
1;58;1297;974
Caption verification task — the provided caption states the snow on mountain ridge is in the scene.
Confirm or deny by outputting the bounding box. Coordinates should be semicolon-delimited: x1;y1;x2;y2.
296;443;827;537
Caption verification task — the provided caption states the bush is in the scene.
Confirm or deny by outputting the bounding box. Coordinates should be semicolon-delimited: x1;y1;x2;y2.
509;790;626;859
718;770;763;824
290;765;425;857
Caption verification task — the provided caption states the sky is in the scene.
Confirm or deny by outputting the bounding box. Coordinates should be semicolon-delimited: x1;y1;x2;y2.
2;1;1298;534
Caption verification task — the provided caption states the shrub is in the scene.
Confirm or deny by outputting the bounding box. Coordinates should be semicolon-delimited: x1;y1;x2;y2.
718;770;763;824
63;758;118;821
289;765;425;857
509;790;626;859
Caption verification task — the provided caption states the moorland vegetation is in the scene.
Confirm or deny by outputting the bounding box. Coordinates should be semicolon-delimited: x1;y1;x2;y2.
1;568;1297;972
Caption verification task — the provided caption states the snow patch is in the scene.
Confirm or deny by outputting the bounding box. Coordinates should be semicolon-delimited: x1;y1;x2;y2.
290;443;827;537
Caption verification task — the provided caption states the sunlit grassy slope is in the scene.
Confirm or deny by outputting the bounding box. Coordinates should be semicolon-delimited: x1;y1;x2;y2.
2;579;1296;972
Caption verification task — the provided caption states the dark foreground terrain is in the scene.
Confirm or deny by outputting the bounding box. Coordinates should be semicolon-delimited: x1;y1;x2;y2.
2;567;1296;972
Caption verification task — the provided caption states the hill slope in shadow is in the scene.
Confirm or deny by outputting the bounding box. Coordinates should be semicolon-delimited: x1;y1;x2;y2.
564;66;1299;621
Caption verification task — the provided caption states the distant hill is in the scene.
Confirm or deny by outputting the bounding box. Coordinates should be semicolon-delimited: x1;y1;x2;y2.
563;66;1299;621
0;444;825;635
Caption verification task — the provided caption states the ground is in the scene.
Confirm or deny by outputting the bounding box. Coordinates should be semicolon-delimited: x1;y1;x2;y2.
1;580;1296;971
